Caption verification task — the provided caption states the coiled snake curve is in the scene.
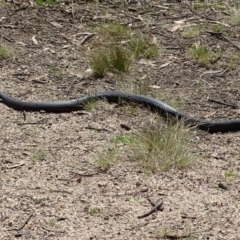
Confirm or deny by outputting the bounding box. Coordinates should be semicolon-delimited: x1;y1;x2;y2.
0;91;240;133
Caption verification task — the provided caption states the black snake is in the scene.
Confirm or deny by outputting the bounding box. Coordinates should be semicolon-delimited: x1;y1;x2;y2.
0;91;240;133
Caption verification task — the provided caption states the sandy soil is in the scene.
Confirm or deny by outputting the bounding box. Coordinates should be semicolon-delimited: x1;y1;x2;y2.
0;1;240;239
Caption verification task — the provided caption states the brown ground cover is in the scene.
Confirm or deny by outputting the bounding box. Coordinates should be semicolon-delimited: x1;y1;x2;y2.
0;1;240;239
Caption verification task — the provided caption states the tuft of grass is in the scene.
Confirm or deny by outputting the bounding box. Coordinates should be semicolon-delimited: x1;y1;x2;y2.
155;93;183;110
90;50;109;78
132;119;196;173
90;45;131;76
182;25;203;38
89;23;159;77
229;7;240;25
224;171;238;178
48;66;64;76
211;24;223;33
97;22;128;39
89;208;101;216
188;42;212;66
108;46;131;73
32;149;47;162
129;35;159;59
119;77;150;96
34;0;56;6
94;148;118;170
48;220;56;227
112;134;140;144
95;117;196;173
0;42;11;58
225;51;240;69
83;98;98;111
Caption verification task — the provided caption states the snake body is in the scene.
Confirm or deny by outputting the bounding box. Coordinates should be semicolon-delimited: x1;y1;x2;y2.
0;91;240;133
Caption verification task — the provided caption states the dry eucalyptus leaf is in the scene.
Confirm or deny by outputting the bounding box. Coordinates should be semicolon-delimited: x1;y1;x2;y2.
32;35;38;45
149;85;161;89
50;21;63;28
159;61;172;68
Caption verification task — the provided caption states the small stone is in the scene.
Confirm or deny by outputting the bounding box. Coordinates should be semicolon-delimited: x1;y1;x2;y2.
140;187;148;192
218;182;227;190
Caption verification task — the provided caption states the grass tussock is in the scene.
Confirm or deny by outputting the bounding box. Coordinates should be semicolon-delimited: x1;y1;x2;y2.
104;117;197;173
132;119;196;173
187;42;221;66
0;42;11;58
94;148;119;170
229;7;240;25
89;23;159;77
182;25;203;38
119;77;150;96
128;35;159;59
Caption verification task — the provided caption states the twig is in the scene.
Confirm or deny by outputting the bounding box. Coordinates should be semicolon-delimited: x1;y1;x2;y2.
208;98;238;109
8;213;33;231
50;190;72;195
42;226;65;233
184;1;215;21
8;163;25;169
160;234;191;239
69;170;96;177
220;34;240;51
80;33;95;45
147;197;157;207
0;34;13;42
138;200;163;219
0;25;25;29
206;31;240;50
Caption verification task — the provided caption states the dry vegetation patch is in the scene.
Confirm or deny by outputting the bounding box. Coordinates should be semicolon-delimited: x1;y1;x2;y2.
0;0;240;239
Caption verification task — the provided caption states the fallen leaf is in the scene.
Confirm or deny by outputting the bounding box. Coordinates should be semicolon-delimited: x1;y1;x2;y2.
67;68;93;79
203;70;223;75
50;21;63;28
62;45;72;49
152;35;157;45
138;59;156;67
170;19;196;32
137;14;143;21
149;85;161;89
159;61;172;68
32;35;38;45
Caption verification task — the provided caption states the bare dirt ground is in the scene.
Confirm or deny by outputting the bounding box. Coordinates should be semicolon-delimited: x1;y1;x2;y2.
0;1;240;239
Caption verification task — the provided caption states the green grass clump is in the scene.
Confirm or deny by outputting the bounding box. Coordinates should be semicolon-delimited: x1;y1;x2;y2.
90;50;109;78
90;46;131;77
89;23;159;77
118;77;150;96
108;46;131;73
32;149;47;162
0;42;11;58
94;148;118;170
129;35;159;59
224;171;238;178
113;134;140;144
97;22;128;39
34;0;56;6
182;25;203;38
225;51;240;69
94;118;196;173
188;43;213;66
89;208;101;216
132;119;196;173
229;7;240;25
